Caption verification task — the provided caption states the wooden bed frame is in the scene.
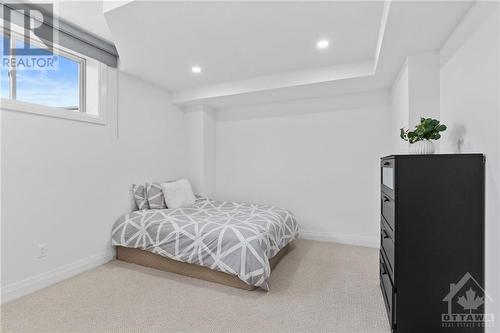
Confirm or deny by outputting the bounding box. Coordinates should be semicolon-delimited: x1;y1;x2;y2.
116;243;291;290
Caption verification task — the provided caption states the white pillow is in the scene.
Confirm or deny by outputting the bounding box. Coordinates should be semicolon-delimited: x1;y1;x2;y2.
161;179;196;209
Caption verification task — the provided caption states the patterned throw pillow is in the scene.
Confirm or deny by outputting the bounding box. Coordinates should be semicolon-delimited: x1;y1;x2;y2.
146;182;167;209
132;184;149;210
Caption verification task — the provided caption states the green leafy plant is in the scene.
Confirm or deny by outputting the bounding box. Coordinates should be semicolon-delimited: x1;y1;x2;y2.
400;117;447;143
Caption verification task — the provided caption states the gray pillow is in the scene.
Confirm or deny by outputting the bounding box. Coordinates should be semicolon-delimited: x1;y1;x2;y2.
132;184;150;210
146;182;167;209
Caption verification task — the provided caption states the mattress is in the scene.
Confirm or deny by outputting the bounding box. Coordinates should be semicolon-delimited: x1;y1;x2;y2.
111;197;299;290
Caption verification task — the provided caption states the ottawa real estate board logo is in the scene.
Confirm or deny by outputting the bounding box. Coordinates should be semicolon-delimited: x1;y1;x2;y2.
2;3;58;71
442;272;494;329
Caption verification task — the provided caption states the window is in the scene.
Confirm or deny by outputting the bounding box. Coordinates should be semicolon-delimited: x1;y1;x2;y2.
1;31;85;112
0;35;9;99
1;27;105;125
0;3;117;125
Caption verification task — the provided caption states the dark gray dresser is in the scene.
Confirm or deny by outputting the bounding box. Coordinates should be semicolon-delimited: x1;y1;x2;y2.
380;154;485;333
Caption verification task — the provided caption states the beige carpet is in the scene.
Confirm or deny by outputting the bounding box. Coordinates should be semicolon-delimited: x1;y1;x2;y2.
1;240;390;333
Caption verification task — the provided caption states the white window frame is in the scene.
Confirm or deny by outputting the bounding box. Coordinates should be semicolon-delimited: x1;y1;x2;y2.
0;26;107;125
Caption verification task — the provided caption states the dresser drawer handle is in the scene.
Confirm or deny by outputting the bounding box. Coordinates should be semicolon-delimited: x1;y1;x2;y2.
381;264;387;275
383;161;390;166
382;230;390;239
383;196;390;202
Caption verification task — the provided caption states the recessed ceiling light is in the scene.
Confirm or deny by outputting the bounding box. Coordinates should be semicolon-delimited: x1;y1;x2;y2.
191;66;202;74
317;39;329;49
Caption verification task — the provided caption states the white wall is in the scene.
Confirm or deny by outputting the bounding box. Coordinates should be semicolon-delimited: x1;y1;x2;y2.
391;52;441;154
407;52;441;128
391;62;410;154
203;109;216;197
215;93;391;247
184;106;216;197
439;2;499;328
1;71;186;302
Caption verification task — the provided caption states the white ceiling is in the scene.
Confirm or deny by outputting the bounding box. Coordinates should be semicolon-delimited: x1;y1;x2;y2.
104;1;385;91
50;1;114;43
50;1;474;110
180;0;472;109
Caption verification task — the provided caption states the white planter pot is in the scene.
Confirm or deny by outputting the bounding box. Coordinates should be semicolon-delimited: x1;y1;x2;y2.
410;140;435;154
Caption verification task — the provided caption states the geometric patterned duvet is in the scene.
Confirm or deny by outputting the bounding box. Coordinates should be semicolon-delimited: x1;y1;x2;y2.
111;197;299;290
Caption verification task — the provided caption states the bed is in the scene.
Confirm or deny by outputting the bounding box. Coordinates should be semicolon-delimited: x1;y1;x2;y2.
111;196;299;290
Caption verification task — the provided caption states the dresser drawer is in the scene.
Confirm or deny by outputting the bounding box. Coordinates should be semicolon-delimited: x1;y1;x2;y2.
380;254;394;326
381;159;395;199
381;218;395;281
381;193;395;229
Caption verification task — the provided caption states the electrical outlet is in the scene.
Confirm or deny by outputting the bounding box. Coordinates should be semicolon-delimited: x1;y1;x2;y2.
38;243;47;258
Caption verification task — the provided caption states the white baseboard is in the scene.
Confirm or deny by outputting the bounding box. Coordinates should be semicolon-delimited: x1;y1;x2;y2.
1;250;115;304
300;230;379;248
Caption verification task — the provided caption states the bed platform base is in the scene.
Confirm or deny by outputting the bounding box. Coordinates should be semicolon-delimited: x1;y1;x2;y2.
115;243;291;291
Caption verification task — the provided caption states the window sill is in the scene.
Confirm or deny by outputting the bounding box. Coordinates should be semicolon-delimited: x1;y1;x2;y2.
0;98;106;125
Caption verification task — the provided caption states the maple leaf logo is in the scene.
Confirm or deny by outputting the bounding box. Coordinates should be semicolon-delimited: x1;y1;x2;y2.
457;288;484;313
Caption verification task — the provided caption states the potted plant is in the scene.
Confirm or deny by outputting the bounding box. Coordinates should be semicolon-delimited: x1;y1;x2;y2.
400;118;447;154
